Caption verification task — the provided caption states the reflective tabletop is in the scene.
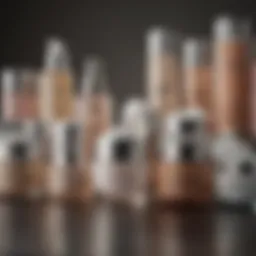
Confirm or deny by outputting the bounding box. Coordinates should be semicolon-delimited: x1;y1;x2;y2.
0;201;256;256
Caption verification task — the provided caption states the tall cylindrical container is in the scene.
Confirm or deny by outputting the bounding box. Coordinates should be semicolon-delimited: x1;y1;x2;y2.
182;38;212;129
122;98;160;197
39;38;75;122
146;27;183;117
17;70;40;121
1;69;40;122
78;57;113;181
213;15;251;135
250;42;256;137
1;69;19;122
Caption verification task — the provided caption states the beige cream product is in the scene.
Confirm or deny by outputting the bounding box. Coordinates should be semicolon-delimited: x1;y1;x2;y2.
39;37;75;122
212;15;251;135
93;126;148;208
47;122;91;202
79;57;113;177
157;108;212;205
182;38;213;130
145;27;183;117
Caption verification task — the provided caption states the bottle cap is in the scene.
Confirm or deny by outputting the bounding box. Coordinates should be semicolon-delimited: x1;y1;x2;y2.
213;15;251;41
44;37;71;69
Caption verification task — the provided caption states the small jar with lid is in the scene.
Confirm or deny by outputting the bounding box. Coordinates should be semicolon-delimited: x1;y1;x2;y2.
93;126;148;208
157;109;212;206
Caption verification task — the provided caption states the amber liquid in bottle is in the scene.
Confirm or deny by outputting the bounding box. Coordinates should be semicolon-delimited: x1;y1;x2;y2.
213;16;251;135
146;27;183;118
39;38;74;122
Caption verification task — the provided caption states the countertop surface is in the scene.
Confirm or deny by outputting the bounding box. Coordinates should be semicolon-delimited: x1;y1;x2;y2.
0;200;256;256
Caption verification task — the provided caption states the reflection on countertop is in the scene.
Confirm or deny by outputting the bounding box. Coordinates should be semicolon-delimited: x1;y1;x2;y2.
0;201;256;256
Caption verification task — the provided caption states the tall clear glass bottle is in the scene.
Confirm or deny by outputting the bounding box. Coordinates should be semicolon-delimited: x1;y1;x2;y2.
1;68;40;122
79;57;113;180
1;69;18;122
39;38;75;122
182;38;212;129
145;27;183;117
213;15;251;135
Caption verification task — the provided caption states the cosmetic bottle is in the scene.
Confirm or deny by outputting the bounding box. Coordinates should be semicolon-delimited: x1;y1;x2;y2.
93;126;148;208
47;122;91;202
146;27;183;117
213;15;251;135
182;38;212;130
157;109;212;206
39;38;75;122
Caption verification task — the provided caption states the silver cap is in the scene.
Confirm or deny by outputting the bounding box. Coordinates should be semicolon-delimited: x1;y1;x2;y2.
81;56;109;94
44;38;71;69
182;38;210;67
213;15;251;41
146;26;181;56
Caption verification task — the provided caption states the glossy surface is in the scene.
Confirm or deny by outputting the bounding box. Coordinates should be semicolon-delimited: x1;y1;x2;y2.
0;201;256;256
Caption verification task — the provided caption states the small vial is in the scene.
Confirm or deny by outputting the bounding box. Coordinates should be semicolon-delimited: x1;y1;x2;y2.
79;57;113;179
39;37;75;122
182;38;212;129
145;27;183;117
122;98;160;197
93;126;148;208
157;109;212;205
47;122;91;202
212;15;251;135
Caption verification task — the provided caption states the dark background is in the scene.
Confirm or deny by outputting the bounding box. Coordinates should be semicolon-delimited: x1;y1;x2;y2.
0;1;255;104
